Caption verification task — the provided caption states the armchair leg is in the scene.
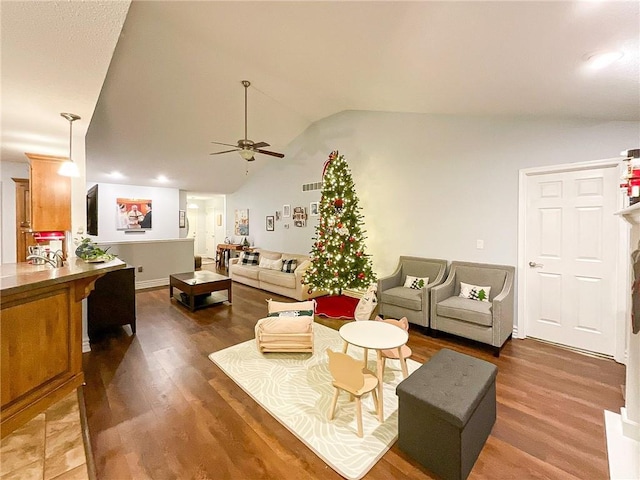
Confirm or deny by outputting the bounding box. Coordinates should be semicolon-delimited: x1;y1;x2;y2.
493;345;501;357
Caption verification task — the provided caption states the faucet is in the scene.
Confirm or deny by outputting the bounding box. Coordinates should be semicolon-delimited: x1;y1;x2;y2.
27;250;64;268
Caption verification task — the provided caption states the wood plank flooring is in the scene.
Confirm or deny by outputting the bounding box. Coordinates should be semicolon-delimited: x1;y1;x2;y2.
82;280;625;479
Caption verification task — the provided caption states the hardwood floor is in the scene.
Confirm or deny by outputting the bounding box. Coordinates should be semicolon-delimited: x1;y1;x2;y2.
82;280;625;479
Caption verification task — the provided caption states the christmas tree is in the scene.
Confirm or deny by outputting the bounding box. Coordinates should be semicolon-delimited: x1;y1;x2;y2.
304;151;376;295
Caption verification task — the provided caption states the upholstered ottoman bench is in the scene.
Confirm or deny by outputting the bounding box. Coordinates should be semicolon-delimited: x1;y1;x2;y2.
396;348;498;480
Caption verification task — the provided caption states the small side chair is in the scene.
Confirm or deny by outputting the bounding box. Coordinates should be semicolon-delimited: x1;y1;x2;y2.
327;349;379;437
377;316;411;378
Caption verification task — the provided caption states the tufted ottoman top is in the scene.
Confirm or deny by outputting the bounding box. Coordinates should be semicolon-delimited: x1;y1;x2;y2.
396;348;497;428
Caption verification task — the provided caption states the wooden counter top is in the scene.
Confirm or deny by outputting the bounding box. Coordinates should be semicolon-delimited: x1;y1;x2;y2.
0;258;126;296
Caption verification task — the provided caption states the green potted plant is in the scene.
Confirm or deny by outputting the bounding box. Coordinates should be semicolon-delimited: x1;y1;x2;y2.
74;237;116;262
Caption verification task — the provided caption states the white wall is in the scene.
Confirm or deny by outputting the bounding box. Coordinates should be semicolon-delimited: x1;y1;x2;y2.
1;161;30;263
228;111;639;278
98;238;194;289
87;182;180;243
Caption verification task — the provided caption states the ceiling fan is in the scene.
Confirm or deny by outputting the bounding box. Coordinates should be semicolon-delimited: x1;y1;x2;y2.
210;80;285;162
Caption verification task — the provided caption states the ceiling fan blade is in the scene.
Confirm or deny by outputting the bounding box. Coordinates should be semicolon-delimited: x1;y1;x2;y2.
252;141;270;149
210;148;240;155
255;149;285;158
211;141;240;148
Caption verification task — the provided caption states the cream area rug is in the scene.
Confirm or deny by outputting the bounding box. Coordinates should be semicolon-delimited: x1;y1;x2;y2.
209;323;421;480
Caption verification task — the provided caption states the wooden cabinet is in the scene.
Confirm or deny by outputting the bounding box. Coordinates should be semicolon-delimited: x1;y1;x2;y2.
88;266;136;339
13;178;36;262
0;259;126;438
25;153;71;232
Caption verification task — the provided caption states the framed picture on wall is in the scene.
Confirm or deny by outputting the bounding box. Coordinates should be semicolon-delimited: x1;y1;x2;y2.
235;209;249;236
179;210;186;228
117;198;152;230
310;202;319;216
266;216;275;231
283;205;291;218
293;206;307;227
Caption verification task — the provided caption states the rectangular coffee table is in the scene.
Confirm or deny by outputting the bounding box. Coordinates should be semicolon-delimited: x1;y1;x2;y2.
169;271;232;311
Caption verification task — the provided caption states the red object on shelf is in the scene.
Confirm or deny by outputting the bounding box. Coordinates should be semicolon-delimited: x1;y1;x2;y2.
32;231;65;242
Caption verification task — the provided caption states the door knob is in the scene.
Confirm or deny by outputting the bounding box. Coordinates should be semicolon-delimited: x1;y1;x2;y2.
528;261;544;268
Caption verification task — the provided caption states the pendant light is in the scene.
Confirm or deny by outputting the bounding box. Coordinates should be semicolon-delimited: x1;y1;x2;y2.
58;112;81;177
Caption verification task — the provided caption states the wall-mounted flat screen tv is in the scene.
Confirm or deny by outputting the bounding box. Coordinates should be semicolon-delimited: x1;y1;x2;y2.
86;184;98;236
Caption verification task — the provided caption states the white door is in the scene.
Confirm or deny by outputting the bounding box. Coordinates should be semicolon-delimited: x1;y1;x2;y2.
187;208;198;252
205;207;216;258
525;165;619;355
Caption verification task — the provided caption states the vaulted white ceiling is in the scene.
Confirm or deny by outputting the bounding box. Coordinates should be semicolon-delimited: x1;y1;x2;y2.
2;1;638;195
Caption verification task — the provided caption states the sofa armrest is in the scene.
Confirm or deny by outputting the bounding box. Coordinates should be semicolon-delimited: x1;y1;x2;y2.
431;270;456;303
294;259;311;276
378;263;403;294
491;269;515;347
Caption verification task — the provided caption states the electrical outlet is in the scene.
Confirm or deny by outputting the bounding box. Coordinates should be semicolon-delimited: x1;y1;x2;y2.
476;239;484;249
137;266;143;273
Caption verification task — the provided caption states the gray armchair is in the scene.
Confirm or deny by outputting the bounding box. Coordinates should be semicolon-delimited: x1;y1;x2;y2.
431;261;515;356
377;256;448;328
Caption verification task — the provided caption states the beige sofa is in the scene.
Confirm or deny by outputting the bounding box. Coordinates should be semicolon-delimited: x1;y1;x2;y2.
229;249;318;301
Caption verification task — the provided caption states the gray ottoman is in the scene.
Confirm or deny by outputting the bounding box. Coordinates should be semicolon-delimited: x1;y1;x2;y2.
396;348;498;480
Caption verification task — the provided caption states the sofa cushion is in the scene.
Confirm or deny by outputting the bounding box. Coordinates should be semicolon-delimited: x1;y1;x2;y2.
257;249;283;261
267;299;316;314
232;264;261;280
267;309;314;318
454;265;507;301
437;296;493;327
260;269;297;288
259;257;283;271
282;253;309;262
380;286;422;311
256;316;313;334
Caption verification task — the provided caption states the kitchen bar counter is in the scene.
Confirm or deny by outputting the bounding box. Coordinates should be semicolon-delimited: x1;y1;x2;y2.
0;257;126;296
0;258;126;438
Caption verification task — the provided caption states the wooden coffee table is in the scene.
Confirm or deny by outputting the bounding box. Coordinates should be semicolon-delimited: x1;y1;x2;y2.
169;271;232;311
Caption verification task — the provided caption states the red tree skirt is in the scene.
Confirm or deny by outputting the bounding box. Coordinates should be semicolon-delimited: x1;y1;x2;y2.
315;295;360;320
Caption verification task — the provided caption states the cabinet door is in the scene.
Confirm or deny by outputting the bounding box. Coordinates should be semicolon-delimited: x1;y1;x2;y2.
27;154;71;231
13;178;36;262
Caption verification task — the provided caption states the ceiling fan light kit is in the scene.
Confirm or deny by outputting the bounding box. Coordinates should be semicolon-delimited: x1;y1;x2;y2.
210;80;285;162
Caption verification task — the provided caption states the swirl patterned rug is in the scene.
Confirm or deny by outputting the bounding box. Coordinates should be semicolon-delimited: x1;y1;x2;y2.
209;323;421;480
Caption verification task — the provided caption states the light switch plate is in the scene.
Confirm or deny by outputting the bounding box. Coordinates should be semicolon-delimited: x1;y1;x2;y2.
476;239;484;249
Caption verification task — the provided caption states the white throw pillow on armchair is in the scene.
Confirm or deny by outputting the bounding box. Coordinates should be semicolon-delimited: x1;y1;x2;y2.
403;275;429;290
